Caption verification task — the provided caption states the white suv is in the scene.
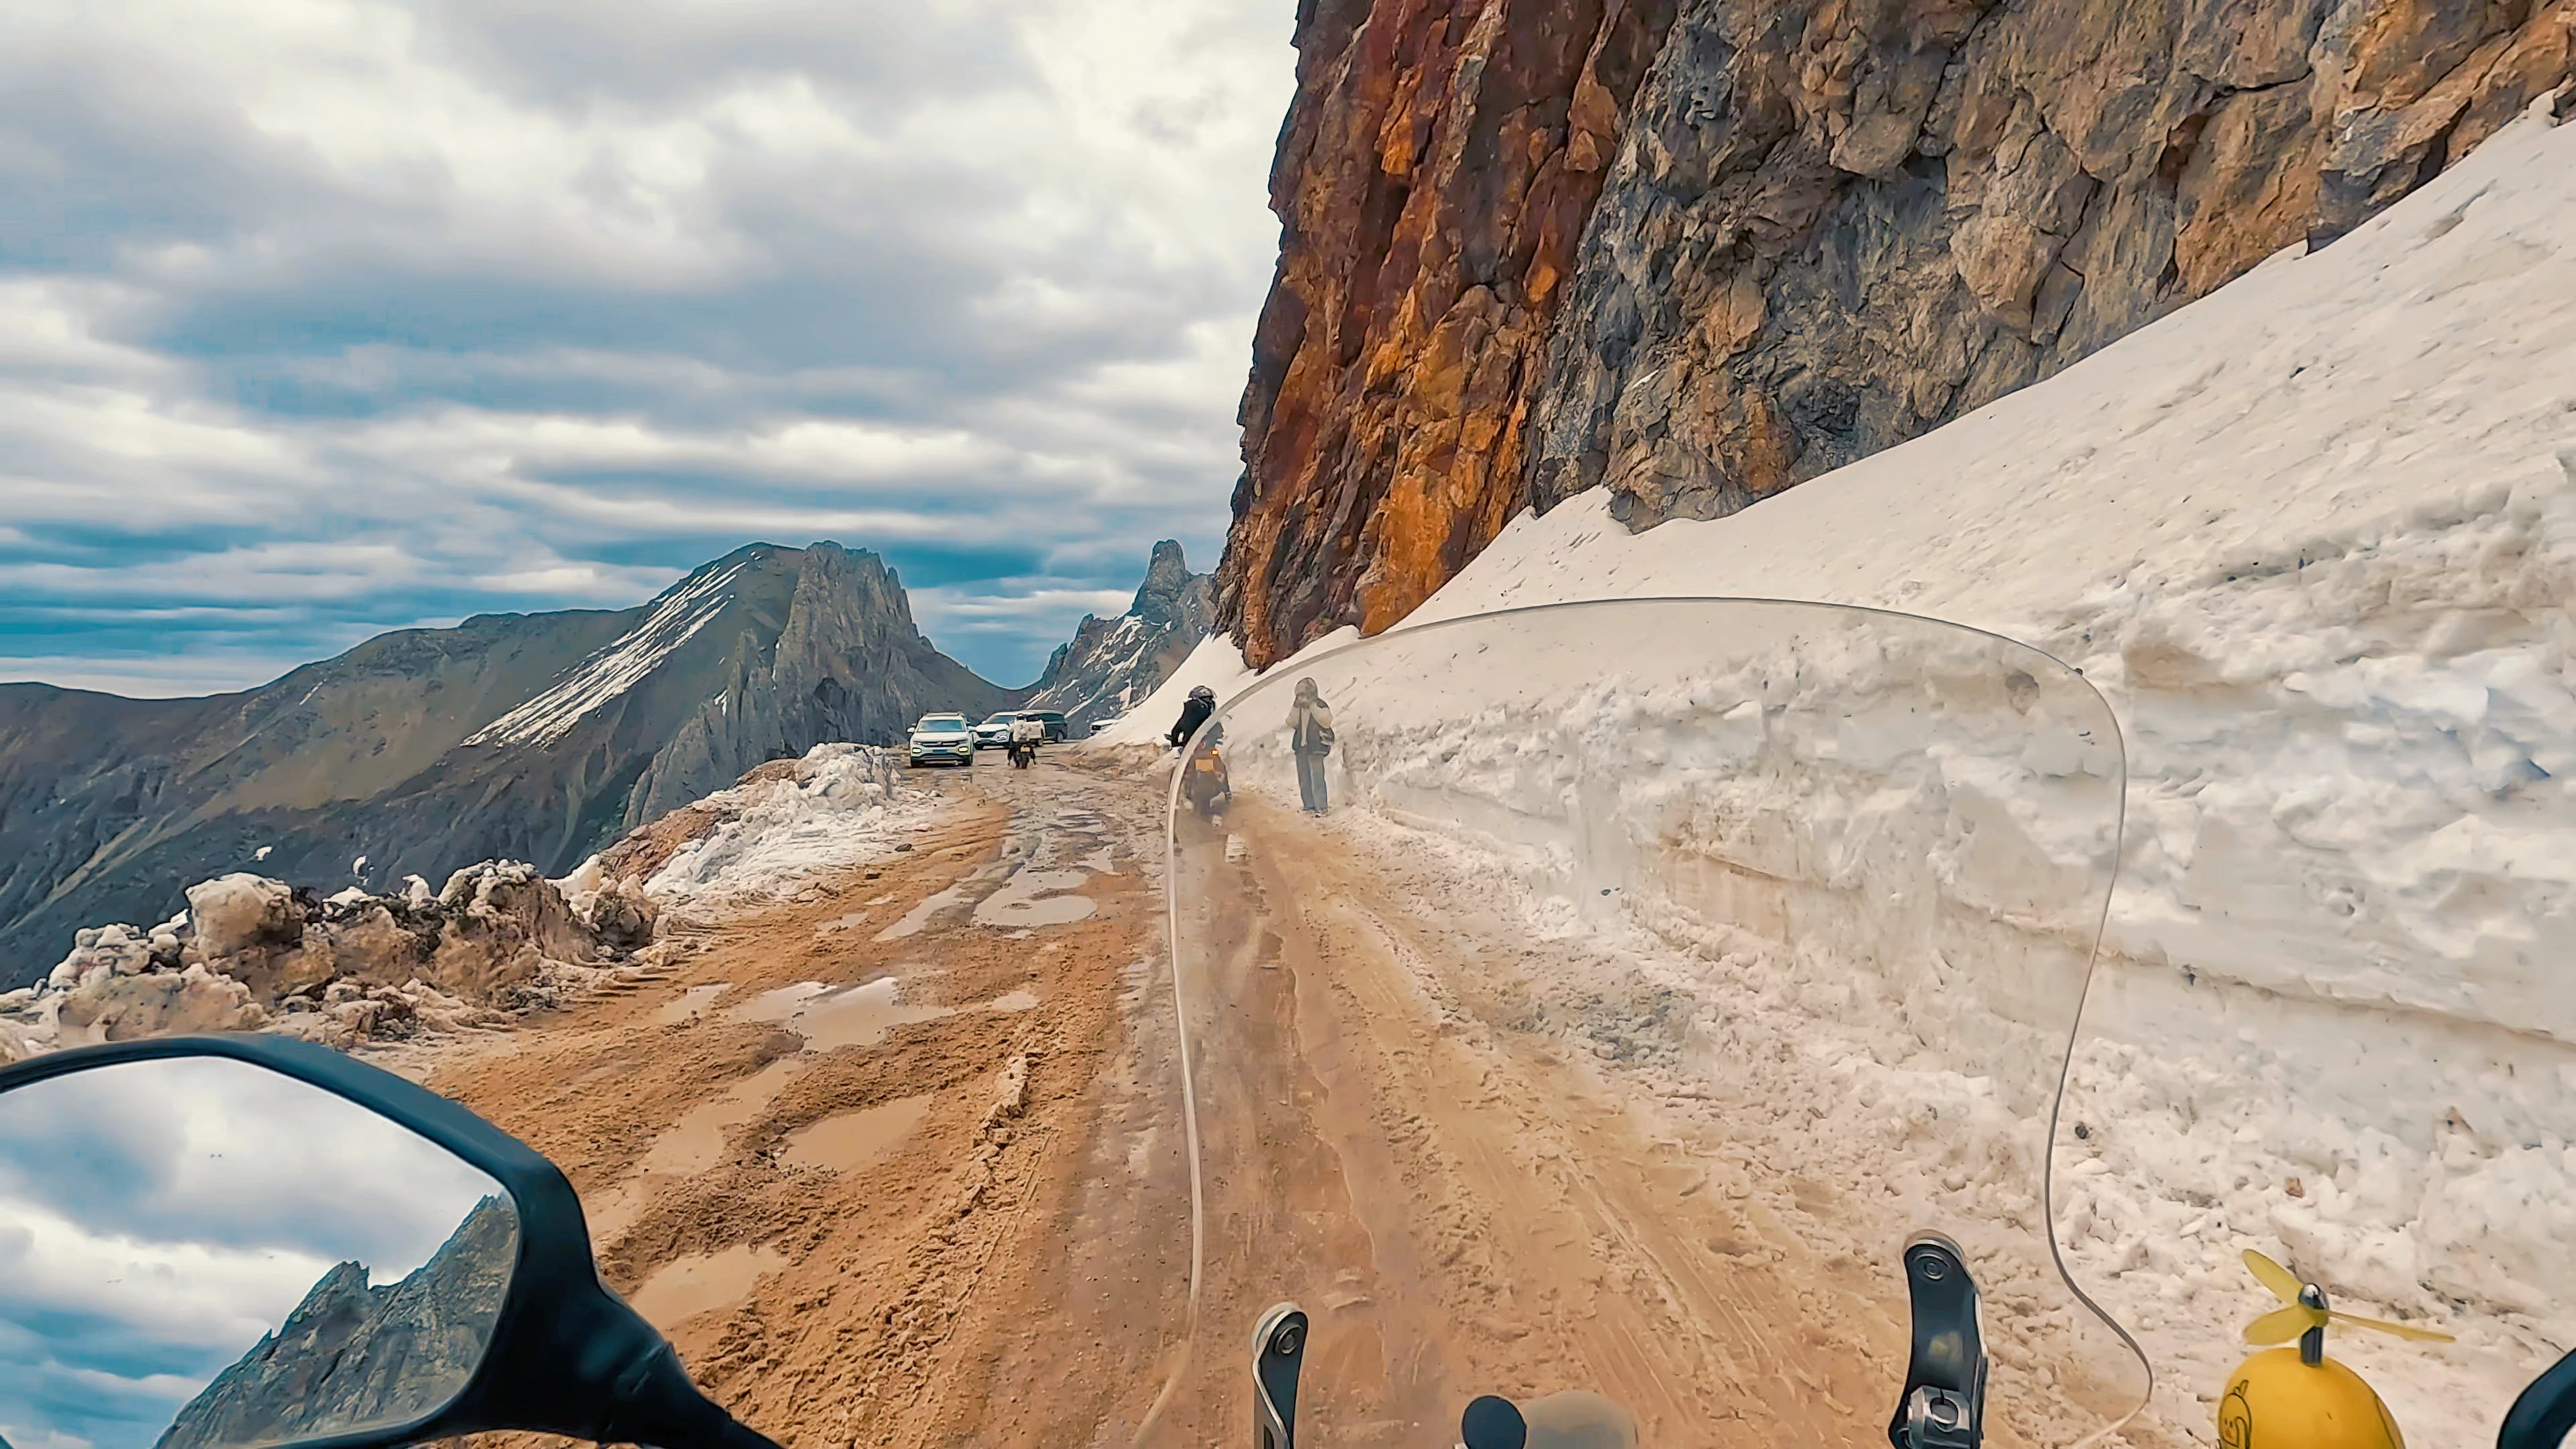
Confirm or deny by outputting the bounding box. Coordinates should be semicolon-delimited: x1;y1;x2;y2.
908;714;975;767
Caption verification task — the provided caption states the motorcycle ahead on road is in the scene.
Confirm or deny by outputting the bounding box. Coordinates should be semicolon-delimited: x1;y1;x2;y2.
5;599;2569;1449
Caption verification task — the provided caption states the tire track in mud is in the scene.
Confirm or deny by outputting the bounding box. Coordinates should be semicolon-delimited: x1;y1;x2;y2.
1177;796;2169;1449
1170;795;1909;1448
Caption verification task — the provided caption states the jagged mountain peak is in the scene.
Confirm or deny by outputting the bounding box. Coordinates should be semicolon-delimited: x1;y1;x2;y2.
1026;541;1213;731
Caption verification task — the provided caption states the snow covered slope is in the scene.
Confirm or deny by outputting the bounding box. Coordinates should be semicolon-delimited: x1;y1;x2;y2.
466;560;753;747
1165;101;2576;1442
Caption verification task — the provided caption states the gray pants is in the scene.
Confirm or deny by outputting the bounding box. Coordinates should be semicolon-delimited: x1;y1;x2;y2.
1295;752;1328;813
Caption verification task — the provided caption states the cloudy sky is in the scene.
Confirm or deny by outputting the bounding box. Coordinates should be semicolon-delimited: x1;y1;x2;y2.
0;0;1297;694
0;1056;511;1449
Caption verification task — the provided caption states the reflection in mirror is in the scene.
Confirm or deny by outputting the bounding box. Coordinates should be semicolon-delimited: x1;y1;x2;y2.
0;1057;518;1449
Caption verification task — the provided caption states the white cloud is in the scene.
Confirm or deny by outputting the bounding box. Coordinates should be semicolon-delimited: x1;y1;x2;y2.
0;0;1292;687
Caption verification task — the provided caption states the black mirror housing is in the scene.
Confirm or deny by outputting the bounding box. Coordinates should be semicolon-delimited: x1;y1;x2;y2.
0;1034;771;1449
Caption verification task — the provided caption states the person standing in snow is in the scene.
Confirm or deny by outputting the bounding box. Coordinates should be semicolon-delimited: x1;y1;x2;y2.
1169;684;1218;749
1288;678;1333;815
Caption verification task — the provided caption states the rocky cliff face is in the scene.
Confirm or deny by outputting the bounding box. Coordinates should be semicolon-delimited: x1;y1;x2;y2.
1220;0;1684;665
0;543;1008;985
1024;541;1215;729
158;1195;518;1449
1220;0;2574;664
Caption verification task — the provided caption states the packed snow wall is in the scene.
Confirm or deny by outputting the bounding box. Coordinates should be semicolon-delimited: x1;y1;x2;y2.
1167;105;2576;1441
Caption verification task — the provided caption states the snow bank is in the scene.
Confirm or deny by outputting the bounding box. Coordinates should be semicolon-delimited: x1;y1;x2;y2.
637;743;941;918
1196;103;2576;1444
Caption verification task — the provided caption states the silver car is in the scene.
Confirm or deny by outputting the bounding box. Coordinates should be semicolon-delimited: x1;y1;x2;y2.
971;711;1020;750
908;713;976;767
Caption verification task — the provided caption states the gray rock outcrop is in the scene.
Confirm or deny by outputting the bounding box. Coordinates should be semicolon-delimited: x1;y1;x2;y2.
1527;0;2576;527
1212;0;2575;662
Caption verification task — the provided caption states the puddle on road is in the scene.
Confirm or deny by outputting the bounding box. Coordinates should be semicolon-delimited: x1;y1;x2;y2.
972;868;1097;928
780;1094;934;1172
733;977;952;1049
630;1243;787;1328
639;1058;801;1175
655;984;731;1024
877;881;972;941
985;989;1038;1012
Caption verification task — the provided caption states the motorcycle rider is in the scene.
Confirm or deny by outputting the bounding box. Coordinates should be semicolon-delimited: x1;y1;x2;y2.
1169;684;1218;749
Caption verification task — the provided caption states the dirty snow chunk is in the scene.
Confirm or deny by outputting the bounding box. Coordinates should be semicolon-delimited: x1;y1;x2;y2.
555;854;606;916
186;873;303;957
466;560;749;747
327;886;371;907
402;874;433;908
44;924;156;989
645;743;945;914
58;962;268;1042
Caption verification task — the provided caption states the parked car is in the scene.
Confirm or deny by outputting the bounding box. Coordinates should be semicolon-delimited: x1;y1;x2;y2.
1088;714;1126;738
1024;710;1070;741
972;711;1020;749
908;713;976;767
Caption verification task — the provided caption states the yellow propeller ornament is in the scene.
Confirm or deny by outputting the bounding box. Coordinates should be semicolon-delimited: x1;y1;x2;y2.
2218;1250;2453;1449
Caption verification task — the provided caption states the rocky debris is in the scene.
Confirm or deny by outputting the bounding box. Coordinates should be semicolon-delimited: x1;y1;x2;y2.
158;1195;519;1449
1216;0;2576;664
1024;541;1215;731
584;877;660;954
0;857;644;1054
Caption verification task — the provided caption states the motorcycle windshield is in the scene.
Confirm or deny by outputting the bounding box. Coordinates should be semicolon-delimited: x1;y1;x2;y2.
1150;600;2146;1449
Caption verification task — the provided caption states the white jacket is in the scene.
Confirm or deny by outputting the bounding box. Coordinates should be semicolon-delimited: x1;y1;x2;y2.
1289;700;1333;755
1010;716;1046;743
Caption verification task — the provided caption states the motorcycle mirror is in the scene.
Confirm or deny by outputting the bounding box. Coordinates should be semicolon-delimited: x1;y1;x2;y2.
0;1034;775;1449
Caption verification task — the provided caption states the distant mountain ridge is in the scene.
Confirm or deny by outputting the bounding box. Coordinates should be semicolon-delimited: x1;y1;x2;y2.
1024;540;1213;731
0;541;1011;986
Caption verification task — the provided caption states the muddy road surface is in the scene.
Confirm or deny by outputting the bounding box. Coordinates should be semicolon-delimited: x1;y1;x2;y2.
414;748;1193;1449
401;749;2152;1449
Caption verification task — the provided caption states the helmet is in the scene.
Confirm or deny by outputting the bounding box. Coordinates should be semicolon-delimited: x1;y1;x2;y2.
1189;685;1216;702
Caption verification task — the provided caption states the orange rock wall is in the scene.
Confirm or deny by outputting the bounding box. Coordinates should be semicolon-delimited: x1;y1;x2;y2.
1220;0;1680;665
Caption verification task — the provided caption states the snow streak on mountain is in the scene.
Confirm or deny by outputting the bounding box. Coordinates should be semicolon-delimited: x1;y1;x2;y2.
466;561;753;748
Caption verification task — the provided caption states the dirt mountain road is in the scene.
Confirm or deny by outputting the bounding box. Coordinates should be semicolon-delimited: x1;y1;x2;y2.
408;749;1192;1449
394;747;2155;1449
